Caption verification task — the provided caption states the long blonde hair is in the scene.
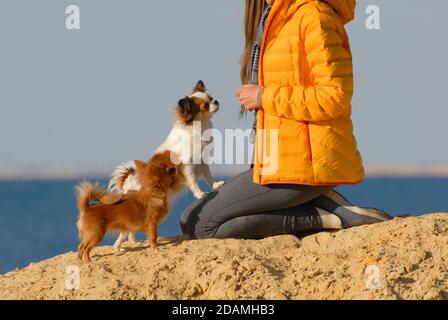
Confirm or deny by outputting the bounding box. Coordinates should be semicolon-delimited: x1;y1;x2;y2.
240;0;267;85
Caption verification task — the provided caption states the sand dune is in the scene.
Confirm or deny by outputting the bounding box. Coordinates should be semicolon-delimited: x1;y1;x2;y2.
1;213;447;300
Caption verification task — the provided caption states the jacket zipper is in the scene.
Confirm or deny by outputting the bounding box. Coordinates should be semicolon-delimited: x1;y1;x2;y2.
305;121;313;162
258;5;278;178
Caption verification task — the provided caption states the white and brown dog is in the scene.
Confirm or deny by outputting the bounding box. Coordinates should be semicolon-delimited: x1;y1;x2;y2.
108;80;224;252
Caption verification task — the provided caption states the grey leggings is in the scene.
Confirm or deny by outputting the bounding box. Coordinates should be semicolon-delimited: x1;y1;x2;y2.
180;169;337;239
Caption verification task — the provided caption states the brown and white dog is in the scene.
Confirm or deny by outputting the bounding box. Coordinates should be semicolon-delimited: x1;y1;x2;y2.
75;151;180;262
108;81;224;252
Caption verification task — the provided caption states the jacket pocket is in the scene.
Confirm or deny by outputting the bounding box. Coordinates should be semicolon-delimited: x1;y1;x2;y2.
305;121;313;162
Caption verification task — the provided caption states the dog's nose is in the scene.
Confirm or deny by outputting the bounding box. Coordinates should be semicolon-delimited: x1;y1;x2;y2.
213;100;220;106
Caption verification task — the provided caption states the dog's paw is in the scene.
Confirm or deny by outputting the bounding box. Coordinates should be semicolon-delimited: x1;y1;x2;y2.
114;246;125;254
212;181;225;190
127;240;141;247
149;242;159;250
194;191;207;199
127;233;137;245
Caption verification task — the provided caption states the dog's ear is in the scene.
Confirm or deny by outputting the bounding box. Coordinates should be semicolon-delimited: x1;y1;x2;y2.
193;80;206;93
134;160;146;172
168;151;181;165
177;97;198;123
160;150;173;162
178;96;191;110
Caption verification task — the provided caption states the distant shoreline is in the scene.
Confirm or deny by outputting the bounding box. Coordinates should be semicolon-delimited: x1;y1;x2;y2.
1;164;448;180
364;164;448;178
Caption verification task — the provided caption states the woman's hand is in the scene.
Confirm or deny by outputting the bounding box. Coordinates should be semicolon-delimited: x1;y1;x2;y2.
235;85;264;112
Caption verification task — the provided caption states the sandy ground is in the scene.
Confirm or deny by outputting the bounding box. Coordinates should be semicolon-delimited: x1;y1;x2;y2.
0;213;447;300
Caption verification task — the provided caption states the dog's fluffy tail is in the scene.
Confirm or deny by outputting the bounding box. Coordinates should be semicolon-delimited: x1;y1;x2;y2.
107;161;141;193
75;181;107;212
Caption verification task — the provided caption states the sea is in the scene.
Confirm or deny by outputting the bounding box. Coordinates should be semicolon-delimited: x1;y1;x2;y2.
0;177;447;274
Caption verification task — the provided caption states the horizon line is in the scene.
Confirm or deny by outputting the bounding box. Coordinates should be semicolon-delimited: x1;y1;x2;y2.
1;164;448;180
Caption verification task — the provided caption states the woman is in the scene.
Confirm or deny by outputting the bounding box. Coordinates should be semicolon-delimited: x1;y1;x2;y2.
180;0;391;239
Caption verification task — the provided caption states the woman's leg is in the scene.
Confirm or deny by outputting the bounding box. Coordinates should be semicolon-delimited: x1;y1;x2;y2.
211;189;393;239
312;189;392;228
213;203;342;239
180;169;333;239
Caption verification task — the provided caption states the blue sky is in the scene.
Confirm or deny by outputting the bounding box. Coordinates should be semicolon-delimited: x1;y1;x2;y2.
0;0;447;170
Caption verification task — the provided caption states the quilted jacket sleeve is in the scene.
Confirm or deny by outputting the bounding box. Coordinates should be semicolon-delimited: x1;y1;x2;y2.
261;7;354;122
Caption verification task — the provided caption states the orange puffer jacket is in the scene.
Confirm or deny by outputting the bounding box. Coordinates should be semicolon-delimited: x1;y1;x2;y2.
254;0;365;186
